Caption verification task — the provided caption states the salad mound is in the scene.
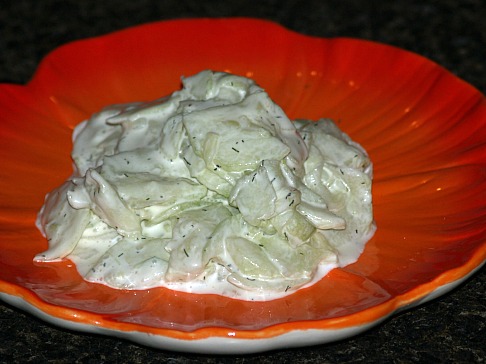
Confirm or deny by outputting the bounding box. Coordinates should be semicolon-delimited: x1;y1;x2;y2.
35;70;375;300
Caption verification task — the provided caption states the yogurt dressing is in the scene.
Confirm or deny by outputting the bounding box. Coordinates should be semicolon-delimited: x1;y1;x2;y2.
35;70;375;301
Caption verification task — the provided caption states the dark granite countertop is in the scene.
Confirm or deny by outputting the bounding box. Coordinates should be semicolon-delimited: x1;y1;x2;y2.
0;1;484;362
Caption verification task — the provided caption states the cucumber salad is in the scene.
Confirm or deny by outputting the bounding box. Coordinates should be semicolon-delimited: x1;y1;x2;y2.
35;70;375;301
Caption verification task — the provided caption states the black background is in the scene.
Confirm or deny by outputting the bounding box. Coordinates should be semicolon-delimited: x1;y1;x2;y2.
0;1;485;363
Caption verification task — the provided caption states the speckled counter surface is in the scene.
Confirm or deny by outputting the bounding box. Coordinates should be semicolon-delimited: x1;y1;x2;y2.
0;1;484;363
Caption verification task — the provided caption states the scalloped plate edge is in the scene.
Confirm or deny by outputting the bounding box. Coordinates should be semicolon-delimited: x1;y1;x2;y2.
1;262;483;354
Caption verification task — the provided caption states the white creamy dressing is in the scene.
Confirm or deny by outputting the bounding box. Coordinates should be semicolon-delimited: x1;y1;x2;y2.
35;70;375;301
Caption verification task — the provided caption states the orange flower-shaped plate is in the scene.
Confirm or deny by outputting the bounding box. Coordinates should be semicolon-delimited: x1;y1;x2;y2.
0;18;485;354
